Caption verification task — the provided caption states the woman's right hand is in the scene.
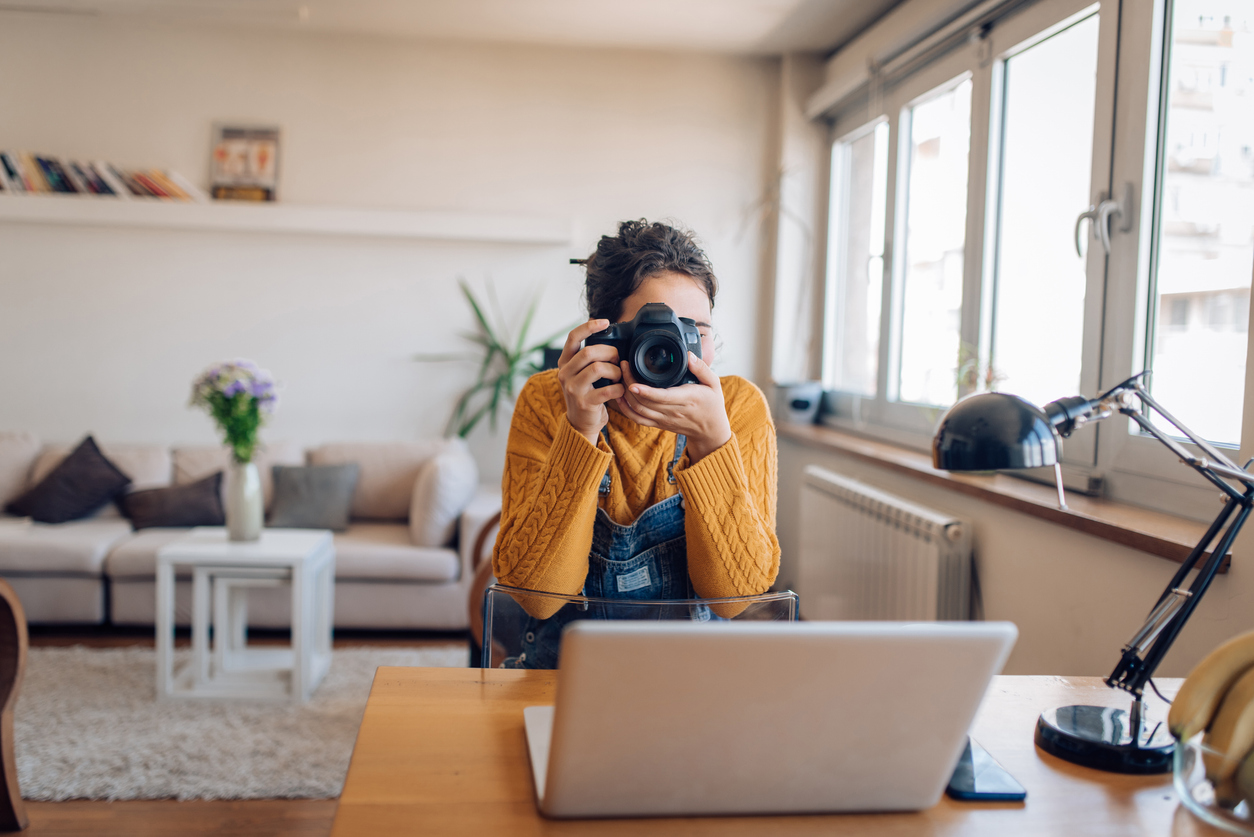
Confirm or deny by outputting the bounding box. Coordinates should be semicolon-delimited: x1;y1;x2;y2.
557;319;625;445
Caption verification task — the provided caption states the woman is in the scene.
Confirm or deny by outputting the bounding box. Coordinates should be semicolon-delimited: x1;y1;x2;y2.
491;219;780;667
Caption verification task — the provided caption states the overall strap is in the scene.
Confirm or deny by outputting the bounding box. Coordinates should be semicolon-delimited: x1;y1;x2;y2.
598;427;612;495
667;434;687;485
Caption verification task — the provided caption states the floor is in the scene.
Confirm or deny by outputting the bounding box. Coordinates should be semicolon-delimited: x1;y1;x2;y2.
21;625;470;837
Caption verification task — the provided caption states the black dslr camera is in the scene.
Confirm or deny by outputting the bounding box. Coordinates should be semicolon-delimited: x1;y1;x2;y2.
586;302;703;389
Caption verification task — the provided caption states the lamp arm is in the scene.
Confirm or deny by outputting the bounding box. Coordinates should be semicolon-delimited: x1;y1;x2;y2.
1123;410;1249;501
1071;378;1254;697
1107;496;1251;696
1123;383;1250;479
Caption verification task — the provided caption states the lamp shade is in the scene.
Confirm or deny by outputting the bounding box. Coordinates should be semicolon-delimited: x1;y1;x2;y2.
932;392;1060;471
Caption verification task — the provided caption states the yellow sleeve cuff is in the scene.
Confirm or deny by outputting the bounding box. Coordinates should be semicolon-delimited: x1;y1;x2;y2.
673;433;749;505
549;416;614;491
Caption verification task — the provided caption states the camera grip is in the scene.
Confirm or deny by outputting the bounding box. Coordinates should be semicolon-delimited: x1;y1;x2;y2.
585;328;622;390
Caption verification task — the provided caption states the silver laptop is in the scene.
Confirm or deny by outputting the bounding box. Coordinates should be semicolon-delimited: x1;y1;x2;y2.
523;619;1017;818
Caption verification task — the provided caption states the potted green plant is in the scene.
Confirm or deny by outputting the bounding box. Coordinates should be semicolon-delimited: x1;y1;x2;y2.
420;280;572;438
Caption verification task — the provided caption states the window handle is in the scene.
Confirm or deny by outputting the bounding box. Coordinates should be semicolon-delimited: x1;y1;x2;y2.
1075;205;1099;257
1075;185;1135;257
1095;198;1122;253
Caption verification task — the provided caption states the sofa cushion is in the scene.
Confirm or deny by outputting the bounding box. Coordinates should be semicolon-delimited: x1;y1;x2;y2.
121;472;225;530
409;439;478;547
308;442;444;521
104;528;197;580
6;437;133;524
0;517;134;575
268;464;359;532
334;523;459;582
0;432;40;507
172;441;302;510
104;523;459;584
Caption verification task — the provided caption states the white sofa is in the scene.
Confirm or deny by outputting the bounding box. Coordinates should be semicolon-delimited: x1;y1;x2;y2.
0;432;501;630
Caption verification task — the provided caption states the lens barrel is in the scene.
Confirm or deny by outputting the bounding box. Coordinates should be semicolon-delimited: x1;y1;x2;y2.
632;332;686;388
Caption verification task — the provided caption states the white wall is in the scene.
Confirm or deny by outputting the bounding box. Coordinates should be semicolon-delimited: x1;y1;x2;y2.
778;436;1254;677
769;53;827;385
0;15;775;482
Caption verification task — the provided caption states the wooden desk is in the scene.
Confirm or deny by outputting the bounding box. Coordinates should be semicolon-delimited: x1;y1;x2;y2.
331;669;1227;836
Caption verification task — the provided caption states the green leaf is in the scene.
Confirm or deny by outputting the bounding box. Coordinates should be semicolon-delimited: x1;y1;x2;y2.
485;279;511;349
457;393;496;438
459;280;499;344
475;343;499;387
487;374;507;432
514;294;539;355
447;385;479;436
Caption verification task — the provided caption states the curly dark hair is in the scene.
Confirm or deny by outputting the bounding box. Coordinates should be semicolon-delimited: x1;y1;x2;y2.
581;220;718;323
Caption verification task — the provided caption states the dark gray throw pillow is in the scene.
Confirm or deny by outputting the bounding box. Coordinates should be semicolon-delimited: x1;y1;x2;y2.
122;472;225;530
4;435;132;524
267;464;359;532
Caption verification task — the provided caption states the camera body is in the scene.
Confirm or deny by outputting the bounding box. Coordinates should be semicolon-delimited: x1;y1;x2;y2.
586;302;703;389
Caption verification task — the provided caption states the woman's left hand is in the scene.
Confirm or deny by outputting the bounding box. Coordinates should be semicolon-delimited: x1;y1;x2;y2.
615;352;733;464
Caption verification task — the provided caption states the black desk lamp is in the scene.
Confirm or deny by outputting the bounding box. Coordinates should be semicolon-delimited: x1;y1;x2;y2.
933;372;1254;773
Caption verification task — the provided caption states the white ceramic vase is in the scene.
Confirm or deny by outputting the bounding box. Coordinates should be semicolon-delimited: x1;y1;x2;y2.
226;460;263;542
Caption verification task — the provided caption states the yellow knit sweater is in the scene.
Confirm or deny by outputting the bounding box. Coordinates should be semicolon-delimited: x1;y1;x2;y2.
492;369;780;606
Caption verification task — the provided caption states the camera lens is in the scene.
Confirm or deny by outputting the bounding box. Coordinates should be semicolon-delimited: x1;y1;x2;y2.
642;344;676;376
632;333;686;387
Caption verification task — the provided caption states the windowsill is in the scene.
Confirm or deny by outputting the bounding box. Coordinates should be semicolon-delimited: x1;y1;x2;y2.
778;422;1231;572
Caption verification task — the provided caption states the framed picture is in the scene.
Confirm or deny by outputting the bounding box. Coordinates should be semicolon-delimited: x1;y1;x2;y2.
210;125;280;201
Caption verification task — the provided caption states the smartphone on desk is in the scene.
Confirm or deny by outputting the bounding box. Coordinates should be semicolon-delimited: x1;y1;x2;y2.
946;737;1027;802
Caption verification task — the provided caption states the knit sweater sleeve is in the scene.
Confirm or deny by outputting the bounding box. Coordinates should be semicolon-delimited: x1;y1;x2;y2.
673;376;780;599
491;370;612;605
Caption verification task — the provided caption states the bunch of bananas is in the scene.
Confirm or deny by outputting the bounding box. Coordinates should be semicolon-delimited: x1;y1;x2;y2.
1170;631;1254;807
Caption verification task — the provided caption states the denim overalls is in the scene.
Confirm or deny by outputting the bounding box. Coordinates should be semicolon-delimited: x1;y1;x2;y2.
503;432;711;669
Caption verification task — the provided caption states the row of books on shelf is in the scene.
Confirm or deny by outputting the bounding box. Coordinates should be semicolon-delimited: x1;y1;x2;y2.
0;151;208;202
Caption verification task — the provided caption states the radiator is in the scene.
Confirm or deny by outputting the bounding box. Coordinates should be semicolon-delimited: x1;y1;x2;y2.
798;466;972;621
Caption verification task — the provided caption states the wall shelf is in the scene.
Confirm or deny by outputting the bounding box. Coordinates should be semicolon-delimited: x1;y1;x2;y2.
0;193;573;245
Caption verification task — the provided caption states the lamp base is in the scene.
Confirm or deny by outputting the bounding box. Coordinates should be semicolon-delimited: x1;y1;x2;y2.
1035;705;1173;774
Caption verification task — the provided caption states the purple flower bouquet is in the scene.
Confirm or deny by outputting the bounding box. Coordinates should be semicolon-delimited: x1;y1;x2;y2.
189;359;278;464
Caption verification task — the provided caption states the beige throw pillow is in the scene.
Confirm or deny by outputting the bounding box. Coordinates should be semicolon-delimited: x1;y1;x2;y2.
409;439;479;548
309;441;444;521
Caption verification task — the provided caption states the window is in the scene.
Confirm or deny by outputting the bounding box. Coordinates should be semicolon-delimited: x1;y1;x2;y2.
1143;0;1254;446
818;0;1254;518
989;14;1100;409
824;121;888;397
896;78;972;407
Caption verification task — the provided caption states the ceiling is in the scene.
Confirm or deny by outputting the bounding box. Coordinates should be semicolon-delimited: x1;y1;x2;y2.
2;0;903;55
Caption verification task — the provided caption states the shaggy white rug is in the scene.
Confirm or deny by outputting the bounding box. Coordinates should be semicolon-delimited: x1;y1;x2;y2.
15;644;468;801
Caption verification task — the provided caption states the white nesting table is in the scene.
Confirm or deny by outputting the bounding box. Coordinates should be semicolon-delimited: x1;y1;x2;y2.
156;527;335;702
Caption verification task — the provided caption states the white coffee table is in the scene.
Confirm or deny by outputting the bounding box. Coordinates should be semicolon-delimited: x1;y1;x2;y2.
156;527;335;702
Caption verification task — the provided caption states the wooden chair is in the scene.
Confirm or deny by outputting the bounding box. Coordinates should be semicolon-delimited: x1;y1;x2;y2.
0;580;28;831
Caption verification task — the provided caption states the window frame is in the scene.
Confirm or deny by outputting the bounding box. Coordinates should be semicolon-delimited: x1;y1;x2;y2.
816;0;1242;520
